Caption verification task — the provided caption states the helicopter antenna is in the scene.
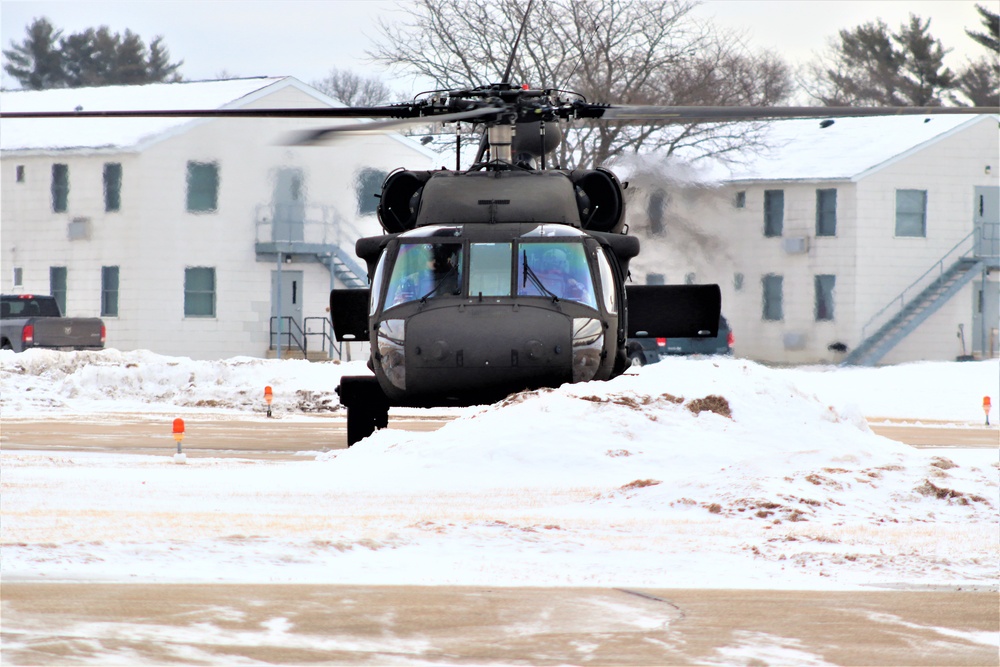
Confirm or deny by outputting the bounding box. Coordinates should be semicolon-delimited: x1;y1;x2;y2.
501;0;534;84
472;0;535;166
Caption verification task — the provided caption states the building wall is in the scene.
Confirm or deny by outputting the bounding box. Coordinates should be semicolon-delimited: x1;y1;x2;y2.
1;86;434;359
626;116;999;365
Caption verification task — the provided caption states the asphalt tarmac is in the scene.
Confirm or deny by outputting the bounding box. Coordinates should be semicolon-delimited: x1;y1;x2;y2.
1;415;997;665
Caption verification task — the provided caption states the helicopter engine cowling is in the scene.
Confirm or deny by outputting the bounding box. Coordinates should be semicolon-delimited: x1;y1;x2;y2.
570;168;626;234
512;121;562;159
378;170;433;233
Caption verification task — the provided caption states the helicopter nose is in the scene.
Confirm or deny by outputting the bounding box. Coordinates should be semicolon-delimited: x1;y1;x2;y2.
402;304;574;397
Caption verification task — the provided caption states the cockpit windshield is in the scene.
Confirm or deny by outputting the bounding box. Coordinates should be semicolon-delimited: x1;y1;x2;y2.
382;238;599;310
386;242;463;307
517;241;598;308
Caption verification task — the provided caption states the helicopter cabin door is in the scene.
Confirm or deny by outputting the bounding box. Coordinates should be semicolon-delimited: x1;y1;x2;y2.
271;270;304;350
272;168;305;243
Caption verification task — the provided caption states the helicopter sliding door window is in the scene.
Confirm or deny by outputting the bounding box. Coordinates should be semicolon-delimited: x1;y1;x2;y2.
186;162;219;213
762;274;783;321
184;267;216;317
895;189;927;237
469;243;512;297
815;189;837;236
51;163;69;213
763;190;783;237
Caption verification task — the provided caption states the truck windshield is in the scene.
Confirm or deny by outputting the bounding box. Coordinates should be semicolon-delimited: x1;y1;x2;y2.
516;241;598;308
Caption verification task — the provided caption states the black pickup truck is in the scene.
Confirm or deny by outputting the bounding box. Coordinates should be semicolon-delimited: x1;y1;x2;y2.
1;294;106;352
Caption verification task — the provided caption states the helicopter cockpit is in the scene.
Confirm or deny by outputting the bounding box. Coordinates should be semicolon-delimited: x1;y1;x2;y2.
374;225;610;313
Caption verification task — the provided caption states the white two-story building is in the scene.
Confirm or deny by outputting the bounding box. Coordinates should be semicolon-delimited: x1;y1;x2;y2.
628;114;999;365
1;77;436;359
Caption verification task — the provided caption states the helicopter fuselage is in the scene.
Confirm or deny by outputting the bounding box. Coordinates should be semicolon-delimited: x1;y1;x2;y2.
330;167;721;444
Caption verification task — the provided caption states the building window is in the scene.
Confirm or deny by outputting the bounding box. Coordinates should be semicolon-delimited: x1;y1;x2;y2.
16;165;25;183
734;272;744;291
186;161;219;213
762;274;783;321
895;189;927;237
816;188;837;236
13;267;23;287
815;274;836;321
647;189;667;235
51;163;69;212
103;163;122;212
646;272;665;285
101;266;119;317
734;191;746;208
764;189;783;237
184;267;216;317
356;168;386;216
50;266;67;315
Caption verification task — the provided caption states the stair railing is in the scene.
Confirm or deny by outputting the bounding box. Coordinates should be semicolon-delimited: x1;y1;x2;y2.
304;316;339;359
269;316;306;354
860;230;976;341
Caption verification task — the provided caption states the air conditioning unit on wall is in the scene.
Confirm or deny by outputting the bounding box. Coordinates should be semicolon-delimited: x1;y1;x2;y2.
783;236;808;254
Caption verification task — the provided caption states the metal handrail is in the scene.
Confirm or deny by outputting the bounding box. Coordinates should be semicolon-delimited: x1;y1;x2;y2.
254;204;370;249
304;316;339;359
269;316;305;353
860;230;976;340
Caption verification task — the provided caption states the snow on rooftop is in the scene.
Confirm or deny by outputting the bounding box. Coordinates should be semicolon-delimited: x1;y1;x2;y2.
0;77;303;151
720;113;994;182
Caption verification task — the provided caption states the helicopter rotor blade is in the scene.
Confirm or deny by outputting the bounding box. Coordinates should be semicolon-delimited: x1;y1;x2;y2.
588;104;1000;123
284;106;505;145
0;106;422;120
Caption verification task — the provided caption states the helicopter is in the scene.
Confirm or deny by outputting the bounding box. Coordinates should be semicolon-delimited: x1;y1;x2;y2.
3;15;995;447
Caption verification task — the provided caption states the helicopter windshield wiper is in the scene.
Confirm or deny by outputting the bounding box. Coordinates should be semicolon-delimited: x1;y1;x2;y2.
521;251;559;302
419;266;460;303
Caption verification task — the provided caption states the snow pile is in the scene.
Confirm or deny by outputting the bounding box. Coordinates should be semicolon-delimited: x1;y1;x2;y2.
1;351;998;589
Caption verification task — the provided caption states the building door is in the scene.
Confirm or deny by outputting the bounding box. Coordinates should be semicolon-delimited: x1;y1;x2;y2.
972;186;999;358
273;168;305;243
271;270;304;349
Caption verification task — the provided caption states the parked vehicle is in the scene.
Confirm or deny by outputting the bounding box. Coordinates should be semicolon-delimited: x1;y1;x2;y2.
1;294;105;352
627;315;733;365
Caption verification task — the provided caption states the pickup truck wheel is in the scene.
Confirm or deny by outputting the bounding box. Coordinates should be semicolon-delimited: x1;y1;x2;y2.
1;340;12;351
628;351;646;367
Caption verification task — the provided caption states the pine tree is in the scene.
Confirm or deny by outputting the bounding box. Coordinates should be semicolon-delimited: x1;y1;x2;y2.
2;17;65;89
2;17;184;89
893;15;954;106
966;3;999;54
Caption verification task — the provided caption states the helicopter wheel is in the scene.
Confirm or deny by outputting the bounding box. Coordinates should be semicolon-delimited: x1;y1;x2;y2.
339;375;390;447
346;404;389;447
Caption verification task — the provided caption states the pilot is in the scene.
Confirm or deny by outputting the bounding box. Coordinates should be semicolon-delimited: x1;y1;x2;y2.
538;248;584;300
393;243;461;304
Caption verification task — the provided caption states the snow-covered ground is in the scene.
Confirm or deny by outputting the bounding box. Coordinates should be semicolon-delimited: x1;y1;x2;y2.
1;349;997;591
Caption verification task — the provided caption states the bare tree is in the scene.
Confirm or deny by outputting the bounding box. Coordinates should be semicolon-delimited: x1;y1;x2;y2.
370;0;792;167
311;67;395;106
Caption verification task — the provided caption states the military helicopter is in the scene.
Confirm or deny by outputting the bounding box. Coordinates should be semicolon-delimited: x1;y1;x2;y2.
4;12;995;447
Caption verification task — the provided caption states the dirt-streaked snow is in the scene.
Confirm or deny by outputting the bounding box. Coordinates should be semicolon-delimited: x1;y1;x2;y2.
1;349;997;591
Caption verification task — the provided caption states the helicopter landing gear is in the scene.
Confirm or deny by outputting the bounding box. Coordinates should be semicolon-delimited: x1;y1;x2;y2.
337;375;390;447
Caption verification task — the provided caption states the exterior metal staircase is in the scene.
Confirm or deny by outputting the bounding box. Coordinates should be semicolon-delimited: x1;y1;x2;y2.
843;223;998;366
319;247;368;289
842;256;984;366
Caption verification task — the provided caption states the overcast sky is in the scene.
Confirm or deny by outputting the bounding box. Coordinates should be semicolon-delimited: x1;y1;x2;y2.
1;0;992;95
